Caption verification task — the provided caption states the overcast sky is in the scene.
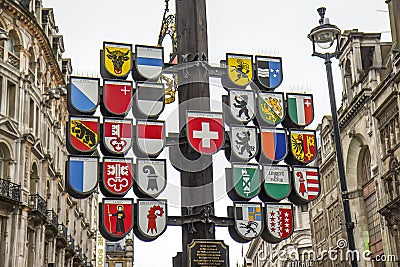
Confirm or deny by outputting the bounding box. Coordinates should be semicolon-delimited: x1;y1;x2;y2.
42;0;391;266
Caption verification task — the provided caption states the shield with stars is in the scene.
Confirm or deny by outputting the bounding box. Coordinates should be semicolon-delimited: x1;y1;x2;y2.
135;199;167;241
262;203;294;243
102;79;133;117
228;125;258;162
255;56;283;90
103;42;132;78
257;91;285;125
226;163;260;201
283;93;314;128
101;118;132;156
226;53;253;87
289;166;320;205
100;158;133;197
287;129;317;165
67;116;99;154
134;159;167;198
67;76;99;115
228;89;256;124
229;202;263;243
187;111;224;155
99;198;134;242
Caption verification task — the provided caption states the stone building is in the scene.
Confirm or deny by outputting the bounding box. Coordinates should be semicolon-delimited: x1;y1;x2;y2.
105;239;134;267
245;205;312;267
0;1;97;266
309;1;400;266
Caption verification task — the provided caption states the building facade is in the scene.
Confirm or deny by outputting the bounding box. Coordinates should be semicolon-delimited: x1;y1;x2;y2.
0;1;97;266
309;1;400;266
245;205;312;267
105;239;134;267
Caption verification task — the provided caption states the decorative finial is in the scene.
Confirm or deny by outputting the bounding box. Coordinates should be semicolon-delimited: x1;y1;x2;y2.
317;7;326;25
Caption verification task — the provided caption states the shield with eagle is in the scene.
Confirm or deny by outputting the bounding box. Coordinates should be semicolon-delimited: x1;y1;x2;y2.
99;198;134;242
288;129;317;164
135;199;167;241
103;42;132;78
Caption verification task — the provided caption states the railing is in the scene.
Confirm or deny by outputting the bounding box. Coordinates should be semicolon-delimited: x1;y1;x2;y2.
0;178;21;203
7;52;19;69
0;46;4;60
57;224;67;241
46;210;58;228
28;194;47;217
74;246;83;261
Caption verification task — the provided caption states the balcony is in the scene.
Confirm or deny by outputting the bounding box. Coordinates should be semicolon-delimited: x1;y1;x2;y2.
0;178;21;204
65;235;75;257
7;52;19;69
74;246;84;262
56;224;68;247
28;194;47;221
46;210;58;234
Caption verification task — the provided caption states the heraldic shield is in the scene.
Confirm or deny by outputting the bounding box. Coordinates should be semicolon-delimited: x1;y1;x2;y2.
259;127;288;163
100;158;133;197
67;116;99;155
255;56;283;90
102;42;132;78
257;92;285;126
134;45;164;81
67;76;99;115
226;163;260;201
226;53;253;87
227;125;258;162
228;202;263;243
100;198;134;242
134;82;165;118
135;199;167;241
134;120;165;157
289;166;320;205
134;159;167;198
261;203;294;243
259;164;291;202
101;80;133;117
101;118;132;156
227;89;255;124
286;129;317;165
282;93;314;128
66;156;99;199
187;111;224;155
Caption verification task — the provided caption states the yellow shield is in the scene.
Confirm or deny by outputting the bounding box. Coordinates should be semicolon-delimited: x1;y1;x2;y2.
103;42;132;77
227;53;253;87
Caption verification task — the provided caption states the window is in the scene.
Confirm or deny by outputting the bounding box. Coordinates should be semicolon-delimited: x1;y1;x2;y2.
115;263;123;267
365;192;381;243
7;81;16;118
362;149;371;183
0;146;4;179
7;37;14;54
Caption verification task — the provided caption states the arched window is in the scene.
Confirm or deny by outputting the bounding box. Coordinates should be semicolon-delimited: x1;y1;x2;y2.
7;37;14;54
0;144;10;180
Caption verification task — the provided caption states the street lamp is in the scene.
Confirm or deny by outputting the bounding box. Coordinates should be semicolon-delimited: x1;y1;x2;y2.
308;7;358;267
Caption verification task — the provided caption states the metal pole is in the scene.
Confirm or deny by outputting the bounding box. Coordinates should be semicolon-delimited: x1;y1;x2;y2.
324;54;358;267
175;0;215;266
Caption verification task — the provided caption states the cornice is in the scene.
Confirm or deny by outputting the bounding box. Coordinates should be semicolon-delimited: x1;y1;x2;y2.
339;88;371;129
3;1;65;86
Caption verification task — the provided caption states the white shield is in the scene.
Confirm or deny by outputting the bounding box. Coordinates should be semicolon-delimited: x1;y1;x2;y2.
234;202;263;240
136;159;167;198
230;126;258;161
229;89;255;123
137;199;167;240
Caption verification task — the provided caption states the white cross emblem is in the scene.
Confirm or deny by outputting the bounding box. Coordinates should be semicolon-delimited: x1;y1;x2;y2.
121;86;130;95
304;99;311;107
193;122;219;148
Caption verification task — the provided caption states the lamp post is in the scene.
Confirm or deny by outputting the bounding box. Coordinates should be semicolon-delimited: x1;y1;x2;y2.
308;7;358;267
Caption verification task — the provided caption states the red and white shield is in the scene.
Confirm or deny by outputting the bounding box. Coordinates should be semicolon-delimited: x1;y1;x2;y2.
103;118;132;155
103;79;133;116
187;111;224;155
136;120;165;156
103;158;133;196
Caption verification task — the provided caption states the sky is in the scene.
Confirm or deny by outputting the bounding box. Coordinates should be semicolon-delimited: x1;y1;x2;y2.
41;0;391;266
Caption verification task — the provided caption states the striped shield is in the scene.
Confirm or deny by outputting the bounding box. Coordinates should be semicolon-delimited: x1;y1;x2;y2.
135;45;164;80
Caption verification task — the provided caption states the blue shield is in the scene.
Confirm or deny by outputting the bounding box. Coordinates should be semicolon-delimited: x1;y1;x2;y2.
68;77;99;115
66;156;98;198
255;56;283;90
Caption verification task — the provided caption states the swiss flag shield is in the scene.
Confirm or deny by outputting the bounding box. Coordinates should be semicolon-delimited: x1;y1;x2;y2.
102;80;133;116
187;111;224;155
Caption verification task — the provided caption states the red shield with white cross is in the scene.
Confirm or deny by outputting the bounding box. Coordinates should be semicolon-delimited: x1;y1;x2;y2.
103;79;133;116
187;111;224;155
102;158;133;196
103;118;132;155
